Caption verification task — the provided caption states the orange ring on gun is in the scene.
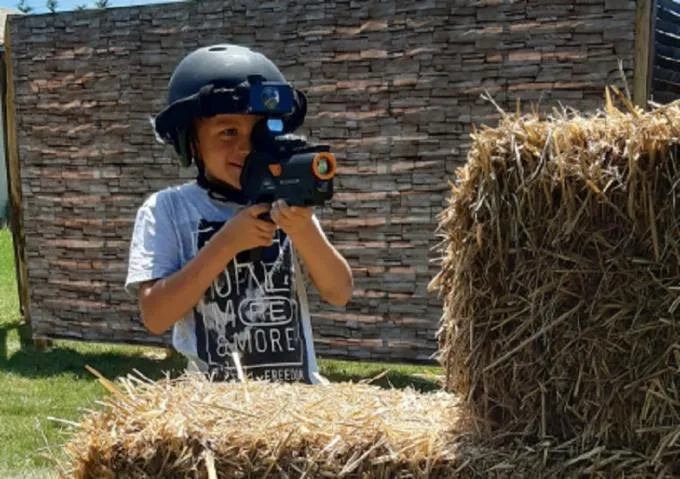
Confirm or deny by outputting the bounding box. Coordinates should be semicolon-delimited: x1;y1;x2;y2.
312;152;337;181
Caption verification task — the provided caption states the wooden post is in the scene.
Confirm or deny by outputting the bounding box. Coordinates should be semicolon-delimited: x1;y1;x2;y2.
3;16;33;340
634;0;655;108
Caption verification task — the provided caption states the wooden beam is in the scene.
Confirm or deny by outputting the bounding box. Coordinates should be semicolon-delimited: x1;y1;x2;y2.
3;15;32;335
634;0;655;108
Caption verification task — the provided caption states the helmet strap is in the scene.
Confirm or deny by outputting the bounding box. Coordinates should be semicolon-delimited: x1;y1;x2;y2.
176;125;193;168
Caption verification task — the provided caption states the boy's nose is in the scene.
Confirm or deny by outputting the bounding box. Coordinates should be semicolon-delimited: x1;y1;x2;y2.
236;139;251;158
231;149;249;166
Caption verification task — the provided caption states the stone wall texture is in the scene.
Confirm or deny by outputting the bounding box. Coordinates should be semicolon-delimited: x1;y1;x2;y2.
8;0;638;363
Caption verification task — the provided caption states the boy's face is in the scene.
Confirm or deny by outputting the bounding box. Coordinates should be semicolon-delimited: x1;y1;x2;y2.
194;114;262;189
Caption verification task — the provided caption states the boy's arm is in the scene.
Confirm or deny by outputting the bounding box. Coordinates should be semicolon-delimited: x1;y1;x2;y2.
127;199;274;335
291;221;353;306
137;235;240;335
271;200;353;306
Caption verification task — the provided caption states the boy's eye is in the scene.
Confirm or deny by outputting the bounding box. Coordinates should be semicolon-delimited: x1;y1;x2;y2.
222;128;238;137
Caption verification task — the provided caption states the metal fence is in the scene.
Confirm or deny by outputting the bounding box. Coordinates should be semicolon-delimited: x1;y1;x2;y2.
651;0;680;103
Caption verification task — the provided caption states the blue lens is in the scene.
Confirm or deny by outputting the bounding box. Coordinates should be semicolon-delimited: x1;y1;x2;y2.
249;82;294;114
261;86;280;110
267;118;284;133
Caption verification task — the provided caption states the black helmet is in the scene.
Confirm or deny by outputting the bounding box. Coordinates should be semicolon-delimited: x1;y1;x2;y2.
153;44;307;167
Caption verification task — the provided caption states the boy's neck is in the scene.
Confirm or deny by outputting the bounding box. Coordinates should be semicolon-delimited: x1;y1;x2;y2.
197;171;249;205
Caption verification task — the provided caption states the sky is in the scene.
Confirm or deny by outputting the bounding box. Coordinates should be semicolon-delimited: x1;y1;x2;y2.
0;0;182;14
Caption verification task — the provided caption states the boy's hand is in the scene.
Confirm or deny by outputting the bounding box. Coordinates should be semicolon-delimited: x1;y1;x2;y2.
270;199;314;238
219;203;277;253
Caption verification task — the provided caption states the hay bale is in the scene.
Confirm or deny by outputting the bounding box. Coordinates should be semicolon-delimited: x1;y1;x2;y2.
59;372;670;478
429;91;680;472
60;372;470;478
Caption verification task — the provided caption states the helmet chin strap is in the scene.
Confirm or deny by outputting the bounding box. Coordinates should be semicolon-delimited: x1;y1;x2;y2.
196;161;249;204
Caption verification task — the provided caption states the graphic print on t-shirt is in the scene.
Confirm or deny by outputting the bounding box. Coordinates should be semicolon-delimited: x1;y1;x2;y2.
193;219;310;383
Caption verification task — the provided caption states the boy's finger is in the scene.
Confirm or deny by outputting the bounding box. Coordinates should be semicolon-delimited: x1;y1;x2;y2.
256;220;275;232
269;207;282;224
275;211;291;224
277;202;296;220
270;201;280;218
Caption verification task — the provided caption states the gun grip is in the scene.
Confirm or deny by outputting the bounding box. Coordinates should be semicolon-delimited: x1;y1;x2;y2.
249;210;274;262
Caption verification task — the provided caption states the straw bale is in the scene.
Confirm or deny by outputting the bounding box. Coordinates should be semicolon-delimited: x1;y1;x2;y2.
429;91;680;473
60;372;468;478
59;371;673;478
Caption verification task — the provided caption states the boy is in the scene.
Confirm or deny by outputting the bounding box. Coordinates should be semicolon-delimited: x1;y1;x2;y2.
125;44;353;384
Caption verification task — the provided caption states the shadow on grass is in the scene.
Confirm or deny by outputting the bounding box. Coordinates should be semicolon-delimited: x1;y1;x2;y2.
326;369;442;393
1;345;187;382
319;360;444;393
0;321;443;392
0;321;186;382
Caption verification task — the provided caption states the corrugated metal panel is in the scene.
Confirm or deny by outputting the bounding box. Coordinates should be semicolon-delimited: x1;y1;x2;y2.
651;0;680;102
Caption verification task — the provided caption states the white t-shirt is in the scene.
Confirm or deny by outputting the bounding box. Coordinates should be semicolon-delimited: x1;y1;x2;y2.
125;181;324;384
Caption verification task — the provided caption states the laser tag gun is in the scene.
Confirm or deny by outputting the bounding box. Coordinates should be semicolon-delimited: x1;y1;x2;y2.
239;82;338;260
240;127;337;208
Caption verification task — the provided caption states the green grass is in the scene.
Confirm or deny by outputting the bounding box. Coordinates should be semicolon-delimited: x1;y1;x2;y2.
0;228;443;477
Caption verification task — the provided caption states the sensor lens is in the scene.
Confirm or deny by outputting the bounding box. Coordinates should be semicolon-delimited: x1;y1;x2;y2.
261;86;280;110
317;158;329;175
